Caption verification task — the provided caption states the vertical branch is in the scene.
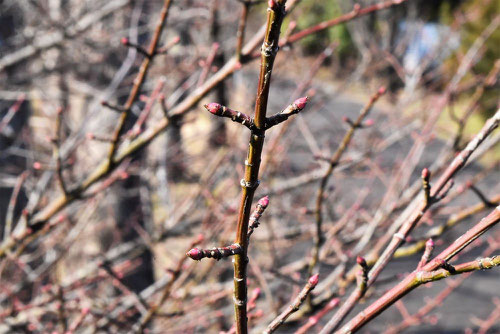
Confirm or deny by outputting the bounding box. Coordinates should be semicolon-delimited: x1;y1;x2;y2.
52;107;69;197
309;87;385;276
233;1;287;333
235;1;250;61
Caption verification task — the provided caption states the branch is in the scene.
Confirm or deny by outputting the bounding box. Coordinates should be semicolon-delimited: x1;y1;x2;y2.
204;103;255;130
283;0;408;46
247;196;270;241
264;274;319;334
320;109;500;333
232;1;288;332
186;243;243;261
309;87;386;276
265;96;309;129
51;107;69;197
132;235;203;333
416;239;434;271
336;205;500;333
106;0;173;166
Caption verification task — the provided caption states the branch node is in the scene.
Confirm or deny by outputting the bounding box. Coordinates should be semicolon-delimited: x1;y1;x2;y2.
240;179;260;189
421;168;431;206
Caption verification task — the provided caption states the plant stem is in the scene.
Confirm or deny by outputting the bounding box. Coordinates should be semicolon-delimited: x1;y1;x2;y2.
233;1;287;333
336;205;500;333
320;108;500;334
309;88;385;276
264;274;319;334
107;0;173;166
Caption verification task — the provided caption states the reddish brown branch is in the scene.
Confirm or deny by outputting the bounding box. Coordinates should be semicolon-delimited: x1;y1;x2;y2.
265;97;309;130
204;103;255;130
264;274;319;334
186;243;243;261
283;0;408;46
336;205;500;333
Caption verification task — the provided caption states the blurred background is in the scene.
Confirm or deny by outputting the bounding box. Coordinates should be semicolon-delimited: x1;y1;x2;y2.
0;0;499;333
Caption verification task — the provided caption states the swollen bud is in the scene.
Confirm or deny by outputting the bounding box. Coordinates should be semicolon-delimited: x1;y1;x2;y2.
426;238;434;248
308;273;319;286
378;86;387;95
258;196;269;208
356;256;367;268
422;168;430;180
204;103;223;115
268;0;278;10
120;37;129;46
294;96;309;110
186;248;203;261
364;119;375;127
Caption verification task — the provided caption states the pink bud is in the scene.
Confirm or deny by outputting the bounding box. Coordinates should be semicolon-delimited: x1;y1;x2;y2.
204;103;222;115
309;316;319;325
353;3;361;12
186;248;203;261
86;133;95;140
328;297;340;308
426;239;434;248
172;36;181;44
121;37;129;45
294;96;309;110
33;162;42;170
422;168;430;179
81;307;90;315
356;256;367;268
308;273;319;286
196;234;205;243
378;86;387;95
258;196;269;208
268;0;278;10
364;119;374;127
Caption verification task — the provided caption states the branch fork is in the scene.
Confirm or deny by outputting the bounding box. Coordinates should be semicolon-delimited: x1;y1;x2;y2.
204;96;309;132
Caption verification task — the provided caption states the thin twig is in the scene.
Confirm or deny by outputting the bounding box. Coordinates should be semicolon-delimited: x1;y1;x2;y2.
309;87;386;276
264;274;319;334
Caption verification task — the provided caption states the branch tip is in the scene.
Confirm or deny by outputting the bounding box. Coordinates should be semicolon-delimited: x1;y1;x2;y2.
268;0;278;10
204;103;222;115
258;195;270;208
186;248;203;261
356;256;368;269
293;96;309;110
426;238;434;248
308;273;319;286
